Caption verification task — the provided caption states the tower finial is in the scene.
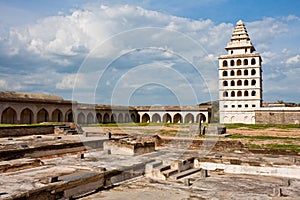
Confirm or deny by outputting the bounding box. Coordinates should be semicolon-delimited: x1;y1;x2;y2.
237;19;244;25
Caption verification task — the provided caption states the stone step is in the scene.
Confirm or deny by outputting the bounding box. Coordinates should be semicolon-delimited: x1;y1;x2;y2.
169;168;201;180
156;164;171;172
64;130;78;135
55;125;70;130
162;168;178;178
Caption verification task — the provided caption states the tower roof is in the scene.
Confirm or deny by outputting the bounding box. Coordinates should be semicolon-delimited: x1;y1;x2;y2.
225;20;256;52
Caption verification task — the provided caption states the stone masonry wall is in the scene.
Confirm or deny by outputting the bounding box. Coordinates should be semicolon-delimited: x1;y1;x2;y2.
255;110;300;124
0;126;54;138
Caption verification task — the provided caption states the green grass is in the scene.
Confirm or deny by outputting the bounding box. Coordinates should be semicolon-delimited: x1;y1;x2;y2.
225;123;300;130
245;143;300;152
264;144;300;152
228;135;300;141
0;123;60;127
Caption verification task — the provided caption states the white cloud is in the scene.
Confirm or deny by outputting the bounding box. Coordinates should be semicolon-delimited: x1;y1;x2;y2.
0;79;7;87
0;4;300;103
286;55;300;65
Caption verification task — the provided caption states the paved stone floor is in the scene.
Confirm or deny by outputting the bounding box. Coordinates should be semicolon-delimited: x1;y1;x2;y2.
81;172;300;200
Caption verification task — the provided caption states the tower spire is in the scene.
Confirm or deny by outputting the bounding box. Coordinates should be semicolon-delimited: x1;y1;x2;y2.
225;20;255;53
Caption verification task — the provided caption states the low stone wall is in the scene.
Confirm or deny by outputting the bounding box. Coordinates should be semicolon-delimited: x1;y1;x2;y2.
255;108;300;124
0;125;54;138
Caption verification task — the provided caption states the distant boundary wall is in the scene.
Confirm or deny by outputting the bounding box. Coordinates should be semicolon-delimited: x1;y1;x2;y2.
255;107;300;124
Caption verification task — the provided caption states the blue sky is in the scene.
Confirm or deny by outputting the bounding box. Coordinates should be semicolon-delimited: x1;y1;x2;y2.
0;0;300;105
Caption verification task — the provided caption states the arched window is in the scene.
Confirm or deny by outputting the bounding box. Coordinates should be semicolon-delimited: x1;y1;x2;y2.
251;80;256;85
237;91;242;97
142;114;150;123
52;109;63;122
223;71;228;77
230;60;235;66
1;107;17;124
251;69;256;75
96;113;102;123
251;91;256;96
244;80;249;86
244;91;249;96
223;91;228;97
244;69;249;76
20;108;34;124
237;70;242;76
152;113;161;123
237;80;242;86
231;91;235;97
230;70;235;76
87;113;94;124
37;109;49;123
223;60;228;67
251;58;256;65
244;59;248;65
77;112;85;124
237;59;241;66
231;80;235;86
223;81;228;86
173;113;182;123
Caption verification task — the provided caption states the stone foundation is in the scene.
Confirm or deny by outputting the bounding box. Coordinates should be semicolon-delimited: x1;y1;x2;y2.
104;138;155;156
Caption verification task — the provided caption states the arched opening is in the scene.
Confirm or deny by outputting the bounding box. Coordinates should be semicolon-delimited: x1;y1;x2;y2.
237;80;242;86
231;80;235;86
223;91;228;97
131;114;136;123
244;116;249;123
223;60;228;67
118;113;123;123
1;107;17;124
77;113;85;124
251;58;256;65
237;70;242;76
184;113;194;123
173;113;182;123
244;91;249;96
237;59;241;66
196;113;206;123
152;113;161;123
244;80;249;86
37;109;49;123
103;113;110;123
251;69;256;75
231;116;236;123
230;60;234;66
111;114;117;123
20;108;34;124
142;113;150;123
223;116;229;123
87;113;94;124
222;71;228;77
66;110;74;122
251;91;256;96
244;59;248;65
251;79;256;85
52;109;62;122
244;70;248;76
163;113;172;123
223;81;228;86
125;114;130;123
231;91;235;97
237;91;242;97
230;70;235;76
96;113;102;123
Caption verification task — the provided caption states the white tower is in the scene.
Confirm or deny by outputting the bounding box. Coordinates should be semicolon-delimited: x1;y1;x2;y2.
219;20;262;124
